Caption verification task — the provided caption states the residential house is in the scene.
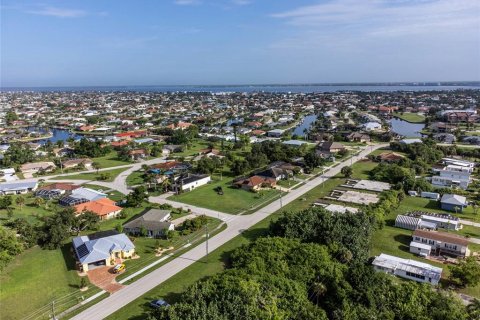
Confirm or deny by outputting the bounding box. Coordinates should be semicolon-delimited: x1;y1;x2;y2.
316;141;346;158
175;174;211;192
72;231;135;272
377;152;405;163
74;198;123;220
411;229;470;258
362;122;382;131
20;161;56;175
372;253;442;285
440;194;468;212
267;129;285;137
347;132;370;143
59;187;107;206
123;209;174;237
256;167;289;181
128;149;148;161
431;165;471;190
233;175;277;191
62;158;93;170
0;181;38;195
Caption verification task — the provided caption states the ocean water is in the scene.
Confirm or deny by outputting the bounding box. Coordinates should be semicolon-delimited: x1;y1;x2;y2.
1;84;479;93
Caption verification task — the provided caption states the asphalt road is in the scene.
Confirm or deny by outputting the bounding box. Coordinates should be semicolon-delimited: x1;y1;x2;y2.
69;143;387;320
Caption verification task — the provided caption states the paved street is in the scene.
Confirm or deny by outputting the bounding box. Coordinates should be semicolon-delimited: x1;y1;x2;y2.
70;143;387;320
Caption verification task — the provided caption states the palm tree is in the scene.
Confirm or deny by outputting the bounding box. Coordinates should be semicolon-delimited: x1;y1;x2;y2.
33;197;45;208
309;279;327;305
92;162;101;173
161;178;172;192
15;196;25;210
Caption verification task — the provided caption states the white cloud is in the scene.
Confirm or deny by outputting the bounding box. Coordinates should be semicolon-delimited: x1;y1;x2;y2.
271;0;480;38
174;0;201;5
27;6;87;18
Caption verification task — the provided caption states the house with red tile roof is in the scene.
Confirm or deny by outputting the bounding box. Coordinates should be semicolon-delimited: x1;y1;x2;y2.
74;198;122;220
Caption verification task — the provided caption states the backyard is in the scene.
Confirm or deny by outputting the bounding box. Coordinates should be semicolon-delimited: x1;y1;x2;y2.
393;112;426;123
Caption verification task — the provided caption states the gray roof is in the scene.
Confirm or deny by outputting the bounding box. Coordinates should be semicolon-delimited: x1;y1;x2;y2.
0;181;37;192
441;193;467;206
123;209;172;232
73;233;135;264
71;187;107;201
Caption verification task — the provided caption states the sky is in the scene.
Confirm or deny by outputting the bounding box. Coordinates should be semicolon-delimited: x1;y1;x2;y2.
1;0;479;87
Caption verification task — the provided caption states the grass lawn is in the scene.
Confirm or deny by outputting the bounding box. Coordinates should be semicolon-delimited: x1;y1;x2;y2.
91;151;132;168
350;159;378;179
168;177;281;214
393;112;426;123
55;167;130;182
0;245;94;320
0;194;58;224
126;171;145;186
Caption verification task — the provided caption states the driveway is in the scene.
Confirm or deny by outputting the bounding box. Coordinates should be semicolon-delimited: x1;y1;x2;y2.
87;266;124;294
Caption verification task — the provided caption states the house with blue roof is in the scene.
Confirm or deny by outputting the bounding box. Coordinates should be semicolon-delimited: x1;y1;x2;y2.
72;231;135;272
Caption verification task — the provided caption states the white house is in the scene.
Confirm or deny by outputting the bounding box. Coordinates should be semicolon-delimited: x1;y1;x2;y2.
431;165;471;190
411;229;470;258
0;181;38;195
178;174;211;192
362;122;382;131
372;253;442;285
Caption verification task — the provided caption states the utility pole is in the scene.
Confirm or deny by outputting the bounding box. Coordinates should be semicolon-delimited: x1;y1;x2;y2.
51;300;57;320
205;223;209;263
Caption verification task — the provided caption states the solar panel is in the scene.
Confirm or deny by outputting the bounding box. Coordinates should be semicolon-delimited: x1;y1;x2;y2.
76;243;89;258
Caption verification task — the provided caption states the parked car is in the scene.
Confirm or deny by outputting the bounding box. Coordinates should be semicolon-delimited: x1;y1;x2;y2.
150;299;170;309
112;263;125;274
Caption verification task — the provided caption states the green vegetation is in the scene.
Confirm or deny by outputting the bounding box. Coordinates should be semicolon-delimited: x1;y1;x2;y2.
126;170;145;186
91;151;132;168
169;177;281;214
393;112;426;123
55;167;131;182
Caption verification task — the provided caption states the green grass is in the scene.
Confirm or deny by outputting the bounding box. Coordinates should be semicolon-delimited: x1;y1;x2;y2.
393;112;426;123
126;171;145;186
55;167;130;182
350;160;378;179
168;177;281;214
91;151;132;168
0;194;58;224
0;245;91;320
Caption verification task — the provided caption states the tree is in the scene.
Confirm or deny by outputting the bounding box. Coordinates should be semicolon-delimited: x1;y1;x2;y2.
0;196;13;210
0;226;23;270
231;159;249;176
450;256;480;287
15;195;25;210
92;162;101;174
126;186;148;207
5;111;18;125
304;150;323;169
33;197;45;208
341;166;353;178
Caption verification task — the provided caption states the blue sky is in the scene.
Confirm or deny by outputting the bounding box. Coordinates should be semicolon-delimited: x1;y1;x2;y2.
1;0;479;86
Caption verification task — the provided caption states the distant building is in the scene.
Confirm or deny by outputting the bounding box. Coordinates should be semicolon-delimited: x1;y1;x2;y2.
372;253;442;285
267;129;285;137
0;181;38;195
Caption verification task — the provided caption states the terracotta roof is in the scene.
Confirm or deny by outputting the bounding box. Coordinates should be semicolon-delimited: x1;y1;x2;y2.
111;140;130;147
40;182;80;191
413;229;470;246
74;198;122;217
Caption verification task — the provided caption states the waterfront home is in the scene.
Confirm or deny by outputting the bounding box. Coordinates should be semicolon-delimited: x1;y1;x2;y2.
372;253;442;285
